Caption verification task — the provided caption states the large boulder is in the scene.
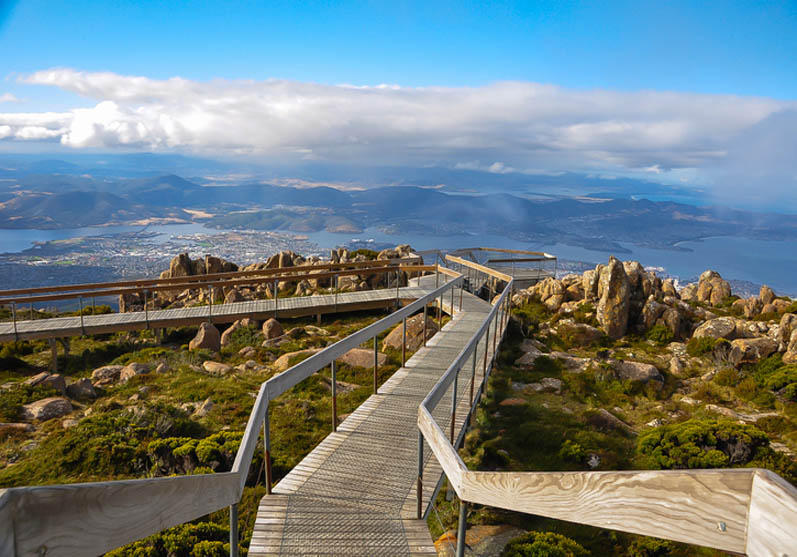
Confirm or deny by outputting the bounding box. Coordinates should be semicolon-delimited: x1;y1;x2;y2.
692;317;737;340
273;348;322;372
383;313;439;352
91;365;124;387
696;270;732;306
24;372;66;394
66;378;97;400
338;348;387;368
21;397;73;421
778;313;797;351
612;360;663;388
729;338;778;367
262;318;284;340
596;257;631;339
189;322;221;351
555;321;603;346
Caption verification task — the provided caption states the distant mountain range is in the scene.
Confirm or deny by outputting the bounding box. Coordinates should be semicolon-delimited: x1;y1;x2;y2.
0;154;796;253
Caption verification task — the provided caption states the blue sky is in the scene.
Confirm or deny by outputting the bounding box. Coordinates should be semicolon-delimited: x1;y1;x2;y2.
2;0;796;101
0;1;795;208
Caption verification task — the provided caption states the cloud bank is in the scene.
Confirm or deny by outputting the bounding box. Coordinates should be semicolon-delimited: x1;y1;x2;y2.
1;68;795;197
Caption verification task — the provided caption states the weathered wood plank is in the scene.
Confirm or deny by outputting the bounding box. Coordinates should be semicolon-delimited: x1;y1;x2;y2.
746;469;797;556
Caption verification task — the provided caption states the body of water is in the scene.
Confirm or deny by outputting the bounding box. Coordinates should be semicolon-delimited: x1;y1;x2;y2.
2;224;796;296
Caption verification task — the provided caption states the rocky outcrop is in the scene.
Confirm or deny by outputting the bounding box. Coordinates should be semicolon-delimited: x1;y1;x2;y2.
382;313;439;352
596;257;631;339
189;322;221;351
21;397;72;421
695;270;732;306
692;317;737;340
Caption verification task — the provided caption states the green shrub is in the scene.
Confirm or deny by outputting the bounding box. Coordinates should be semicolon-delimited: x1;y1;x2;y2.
686;336;721;357
636;419;769;469
0;383;58;421
713;367;739;387
501;531;588;557
558;440;586;463
645;325;673;346
626;537;675;557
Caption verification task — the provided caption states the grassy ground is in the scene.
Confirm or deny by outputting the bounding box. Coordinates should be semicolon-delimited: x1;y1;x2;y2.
425;302;796;556
0;306;431;554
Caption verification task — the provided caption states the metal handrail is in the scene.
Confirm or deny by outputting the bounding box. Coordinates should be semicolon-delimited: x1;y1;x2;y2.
0;266;464;556
417;277;797;556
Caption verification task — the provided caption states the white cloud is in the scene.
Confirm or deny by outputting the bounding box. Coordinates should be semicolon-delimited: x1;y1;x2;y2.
1;68;796;192
0;93;21;103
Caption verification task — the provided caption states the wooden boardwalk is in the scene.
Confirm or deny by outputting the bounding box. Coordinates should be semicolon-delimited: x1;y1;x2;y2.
0;286;432;343
250;282;494;556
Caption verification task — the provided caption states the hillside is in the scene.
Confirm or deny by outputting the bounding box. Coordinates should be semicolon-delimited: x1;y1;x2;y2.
0;250;794;555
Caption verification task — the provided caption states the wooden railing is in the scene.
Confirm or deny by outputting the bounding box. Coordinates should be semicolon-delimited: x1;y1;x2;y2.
418;257;797;557
0;266;464;556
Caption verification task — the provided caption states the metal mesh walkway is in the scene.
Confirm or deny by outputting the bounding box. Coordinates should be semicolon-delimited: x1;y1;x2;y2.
250;282;494;556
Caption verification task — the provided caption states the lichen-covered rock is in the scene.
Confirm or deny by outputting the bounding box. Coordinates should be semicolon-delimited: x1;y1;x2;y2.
382;313;439;352
120;362;150;383
91;365;124;387
612;360;663;388
24;372;66;394
22;397;72;421
783;329;797;365
337;348;387;369
729;338;778;367
262;318;284;340
692;317;737;340
273;348;322;371
202;361;232;375
66;378;97;400
189;322;221;351
596;257;630;339
778;313;797;351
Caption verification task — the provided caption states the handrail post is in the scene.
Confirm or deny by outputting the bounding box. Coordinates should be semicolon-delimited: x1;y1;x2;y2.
331;361;338;432
482;322;491;376
273;279;278;318
450;283;455;315
438;294;443;329
395;268;400;309
417;431;424;519
450;365;458;444
229;502;239;557
459;279;463;311
11;302;17;341
422;304;427;347
144;289;149;329
402;316;407;366
264;391;272;494
470;343;477;406
456;499;467;557
373;335;378;394
79;295;85;335
207;286;213;322
492;309;498;358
